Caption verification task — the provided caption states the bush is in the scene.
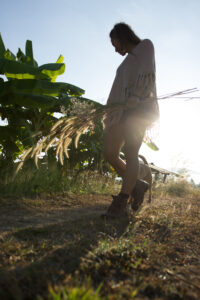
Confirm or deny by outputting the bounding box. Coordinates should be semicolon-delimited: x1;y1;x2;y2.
153;178;200;198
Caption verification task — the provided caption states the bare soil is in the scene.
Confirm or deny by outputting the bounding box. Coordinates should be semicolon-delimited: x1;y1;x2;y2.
0;194;109;234
0;193;199;299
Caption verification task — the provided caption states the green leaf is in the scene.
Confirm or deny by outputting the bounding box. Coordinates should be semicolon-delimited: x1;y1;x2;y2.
0;34;6;59
17;48;27;64
1;138;20;154
55;95;71;107
38;63;65;79
2;92;56;108
144;140;159;151
56;55;64;64
1;79;84;97
4;49;16;61
0;126;17;139
59;83;85;96
25;40;34;66
51;55;64;82
0;58;49;79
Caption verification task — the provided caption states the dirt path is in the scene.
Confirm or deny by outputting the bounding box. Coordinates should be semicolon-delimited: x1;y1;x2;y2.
0;194;199;300
0;194;109;235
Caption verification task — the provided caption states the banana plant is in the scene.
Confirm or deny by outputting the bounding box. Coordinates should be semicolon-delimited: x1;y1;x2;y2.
0;34;85;175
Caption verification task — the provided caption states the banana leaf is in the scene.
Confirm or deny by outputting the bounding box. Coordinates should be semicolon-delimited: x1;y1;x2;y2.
1;79;84;97
17;48;27;64
4;49;16;61
25;40;34;66
25;40;38;67
38;63;65;79
0;58;49;79
57;83;85;96
51;55;64;82
1;92;56;108
0;34;6;59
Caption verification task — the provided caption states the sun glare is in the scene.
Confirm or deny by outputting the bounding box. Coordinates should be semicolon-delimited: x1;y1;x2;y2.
141;99;200;181
159;101;199;157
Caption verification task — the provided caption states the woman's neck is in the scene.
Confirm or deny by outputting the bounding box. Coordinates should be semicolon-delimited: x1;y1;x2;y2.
127;42;140;53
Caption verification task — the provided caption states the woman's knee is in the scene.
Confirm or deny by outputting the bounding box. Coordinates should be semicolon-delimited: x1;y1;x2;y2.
103;126;124;163
103;145;118;164
124;143;141;163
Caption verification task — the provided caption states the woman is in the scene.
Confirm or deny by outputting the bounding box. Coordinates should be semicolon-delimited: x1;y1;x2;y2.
102;23;159;218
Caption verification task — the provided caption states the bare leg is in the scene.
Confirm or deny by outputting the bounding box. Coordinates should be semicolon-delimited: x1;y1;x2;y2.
102;116;147;218
121;116;145;194
104;116;145;195
104;122;126;177
121;134;143;194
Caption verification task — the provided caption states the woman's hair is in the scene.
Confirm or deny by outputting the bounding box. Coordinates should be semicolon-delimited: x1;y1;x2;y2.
110;22;141;47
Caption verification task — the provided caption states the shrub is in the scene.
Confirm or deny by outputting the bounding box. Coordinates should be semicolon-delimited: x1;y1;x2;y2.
153;178;200;198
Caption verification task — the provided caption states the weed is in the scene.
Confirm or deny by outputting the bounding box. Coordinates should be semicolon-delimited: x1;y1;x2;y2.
0;166;120;198
38;283;104;300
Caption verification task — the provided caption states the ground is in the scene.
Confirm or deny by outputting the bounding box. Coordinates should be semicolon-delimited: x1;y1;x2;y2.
0;193;199;299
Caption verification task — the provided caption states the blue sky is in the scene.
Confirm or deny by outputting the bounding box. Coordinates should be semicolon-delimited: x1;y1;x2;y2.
1;0;200;182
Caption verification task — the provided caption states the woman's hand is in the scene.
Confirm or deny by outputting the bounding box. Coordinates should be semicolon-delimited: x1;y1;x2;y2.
125;95;139;110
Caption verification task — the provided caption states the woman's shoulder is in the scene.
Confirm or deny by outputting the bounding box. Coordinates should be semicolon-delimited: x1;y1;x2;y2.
132;39;155;55
117;39;155;72
141;39;154;47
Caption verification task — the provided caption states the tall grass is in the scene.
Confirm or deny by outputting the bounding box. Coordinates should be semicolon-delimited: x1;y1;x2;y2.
1;162;200;200
0;163;120;198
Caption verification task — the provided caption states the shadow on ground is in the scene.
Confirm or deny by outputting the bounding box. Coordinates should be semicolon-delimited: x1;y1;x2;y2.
0;202;130;299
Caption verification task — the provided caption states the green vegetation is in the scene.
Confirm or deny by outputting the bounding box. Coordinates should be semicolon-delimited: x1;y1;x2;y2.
0;35;112;185
0;165;119;198
0;34;83;177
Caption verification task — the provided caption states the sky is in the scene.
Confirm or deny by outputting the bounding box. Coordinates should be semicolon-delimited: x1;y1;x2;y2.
1;0;200;182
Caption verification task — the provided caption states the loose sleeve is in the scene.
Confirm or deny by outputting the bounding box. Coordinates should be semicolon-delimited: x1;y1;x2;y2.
125;40;159;124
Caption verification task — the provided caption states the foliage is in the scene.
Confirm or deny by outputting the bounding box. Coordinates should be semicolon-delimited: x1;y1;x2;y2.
41;284;104;300
0;34;108;179
164;179;192;197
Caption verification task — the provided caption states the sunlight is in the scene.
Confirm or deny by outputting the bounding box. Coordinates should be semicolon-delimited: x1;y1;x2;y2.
140;99;200;182
159;100;200;157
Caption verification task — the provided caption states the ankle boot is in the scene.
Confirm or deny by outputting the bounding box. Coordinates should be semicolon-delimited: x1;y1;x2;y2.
101;194;128;219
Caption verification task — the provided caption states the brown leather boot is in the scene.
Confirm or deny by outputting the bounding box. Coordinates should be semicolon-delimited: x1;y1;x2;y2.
101;194;128;219
131;179;149;211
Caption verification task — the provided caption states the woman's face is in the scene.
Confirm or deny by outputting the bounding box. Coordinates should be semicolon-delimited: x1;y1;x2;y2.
111;38;126;56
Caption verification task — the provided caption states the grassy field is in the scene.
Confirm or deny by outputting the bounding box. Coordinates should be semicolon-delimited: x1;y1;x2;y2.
0;182;200;299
